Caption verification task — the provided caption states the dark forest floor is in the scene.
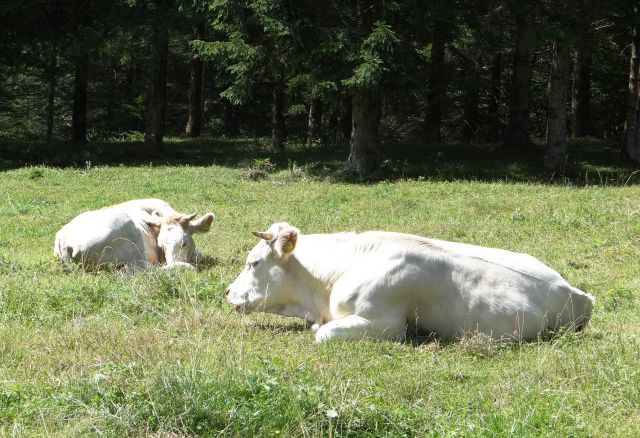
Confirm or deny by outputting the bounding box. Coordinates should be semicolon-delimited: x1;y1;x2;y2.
1;136;638;185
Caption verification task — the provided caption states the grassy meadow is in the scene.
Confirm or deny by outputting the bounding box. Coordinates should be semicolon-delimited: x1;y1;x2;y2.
1;139;639;436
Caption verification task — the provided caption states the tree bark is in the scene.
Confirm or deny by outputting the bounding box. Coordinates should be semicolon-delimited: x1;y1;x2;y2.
144;0;171;153
505;4;536;150
487;53;503;141
425;29;445;142
125;48;144;131
571;35;592;137
46;42;57;145
348;87;381;177
462;58;480;141
544;40;570;172
224;99;238;137
71;51;89;145
336;93;352;149
623;28;640;162
271;81;285;153
306;97;323;146
185;21;205;137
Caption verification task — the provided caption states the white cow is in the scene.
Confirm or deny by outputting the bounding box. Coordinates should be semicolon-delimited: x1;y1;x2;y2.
226;222;595;343
54;199;214;270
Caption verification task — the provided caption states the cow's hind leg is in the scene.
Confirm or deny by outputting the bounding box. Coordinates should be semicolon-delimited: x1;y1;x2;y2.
315;315;406;343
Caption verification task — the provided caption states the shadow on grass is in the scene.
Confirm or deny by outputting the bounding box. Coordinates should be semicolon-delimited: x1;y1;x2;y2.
405;324;593;356
247;320;310;335
194;255;221;271
2;136;639;185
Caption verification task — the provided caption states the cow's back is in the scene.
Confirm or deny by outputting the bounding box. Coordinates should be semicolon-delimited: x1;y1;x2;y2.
426;237;565;284
55;208;152;269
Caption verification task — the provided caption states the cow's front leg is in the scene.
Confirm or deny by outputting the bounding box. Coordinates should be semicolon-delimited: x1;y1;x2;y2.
315;315;406;343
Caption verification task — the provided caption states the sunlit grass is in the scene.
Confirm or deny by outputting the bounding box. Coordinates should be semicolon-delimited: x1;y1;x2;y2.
0;146;639;436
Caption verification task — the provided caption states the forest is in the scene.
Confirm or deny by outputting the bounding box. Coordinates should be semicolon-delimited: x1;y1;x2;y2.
1;0;639;177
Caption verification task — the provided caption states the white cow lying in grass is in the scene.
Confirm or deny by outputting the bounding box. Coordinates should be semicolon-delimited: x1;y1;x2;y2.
54;199;214;271
226;222;595;343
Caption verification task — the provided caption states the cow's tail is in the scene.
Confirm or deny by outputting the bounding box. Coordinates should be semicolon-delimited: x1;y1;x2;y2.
570;286;596;332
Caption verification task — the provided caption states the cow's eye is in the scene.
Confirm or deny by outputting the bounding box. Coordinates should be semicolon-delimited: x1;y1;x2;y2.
248;260;259;269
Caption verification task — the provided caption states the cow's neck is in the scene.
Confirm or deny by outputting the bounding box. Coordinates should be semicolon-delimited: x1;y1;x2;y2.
150;224;164;264
282;256;331;324
292;234;356;284
138;221;163;264
284;235;355;323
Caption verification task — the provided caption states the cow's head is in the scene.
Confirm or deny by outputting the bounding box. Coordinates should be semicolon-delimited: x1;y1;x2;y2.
157;212;214;265
226;222;299;313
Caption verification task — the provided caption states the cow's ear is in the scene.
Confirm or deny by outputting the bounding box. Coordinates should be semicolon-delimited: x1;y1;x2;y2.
274;228;298;256
189;213;214;233
252;231;274;241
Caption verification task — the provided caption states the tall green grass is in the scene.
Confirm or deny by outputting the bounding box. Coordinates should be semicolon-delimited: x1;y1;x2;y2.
0;147;639;436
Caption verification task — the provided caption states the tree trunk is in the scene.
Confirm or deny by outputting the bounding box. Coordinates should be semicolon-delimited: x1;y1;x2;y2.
425;30;445;142
462;58;480;141
487;53;503;141
184;57;204;137
185;21;205;137
46;42;57;145
71;51;89;145
571;36;592;137
348;87;381;177
505;4;536;150
224;99;239;137
336;93;352;149
306;97;323;146
544;40;570;171
125;48;143;131
271;81;285;153
623;28;640;162
144;0;170;153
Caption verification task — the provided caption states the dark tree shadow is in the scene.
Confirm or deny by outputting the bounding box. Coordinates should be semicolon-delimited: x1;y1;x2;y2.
2;136;639;185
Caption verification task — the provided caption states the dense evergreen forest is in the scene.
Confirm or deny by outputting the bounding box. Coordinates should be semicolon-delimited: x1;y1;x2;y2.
1;0;639;177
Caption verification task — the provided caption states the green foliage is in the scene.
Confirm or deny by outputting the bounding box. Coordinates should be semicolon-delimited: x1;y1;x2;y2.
0;0;636;154
343;21;399;89
285;103;307;117
109;130;146;142
193;34;263;105
251;157;276;172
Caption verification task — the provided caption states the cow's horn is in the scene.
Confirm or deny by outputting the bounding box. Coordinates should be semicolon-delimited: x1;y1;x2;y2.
252;231;274;241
